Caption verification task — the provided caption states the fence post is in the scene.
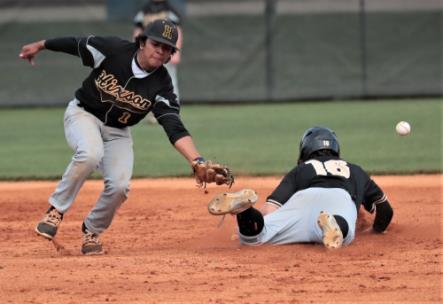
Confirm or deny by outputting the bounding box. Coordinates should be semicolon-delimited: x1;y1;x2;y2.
265;0;276;101
359;0;368;98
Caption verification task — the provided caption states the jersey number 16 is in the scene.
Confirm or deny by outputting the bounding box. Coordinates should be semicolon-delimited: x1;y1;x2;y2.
306;159;350;179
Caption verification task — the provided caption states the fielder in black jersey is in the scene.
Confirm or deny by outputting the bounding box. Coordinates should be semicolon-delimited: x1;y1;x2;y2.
20;19;231;255
208;127;394;249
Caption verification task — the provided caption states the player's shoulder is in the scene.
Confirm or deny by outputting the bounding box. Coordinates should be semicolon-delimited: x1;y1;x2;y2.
155;65;174;88
292;161;314;177
89;36;135;49
345;160;365;172
343;160;372;181
88;36;137;58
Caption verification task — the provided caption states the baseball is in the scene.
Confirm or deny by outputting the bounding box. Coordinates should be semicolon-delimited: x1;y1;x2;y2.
395;121;411;136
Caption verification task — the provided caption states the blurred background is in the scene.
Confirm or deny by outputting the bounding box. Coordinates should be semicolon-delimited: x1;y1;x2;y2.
2;0;442;106
0;0;441;179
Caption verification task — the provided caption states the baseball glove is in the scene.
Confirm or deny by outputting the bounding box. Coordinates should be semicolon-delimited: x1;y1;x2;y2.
192;159;234;188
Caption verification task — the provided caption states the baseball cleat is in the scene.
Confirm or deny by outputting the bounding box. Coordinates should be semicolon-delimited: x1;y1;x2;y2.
317;211;343;249
208;189;258;215
35;207;63;240
81;229;105;256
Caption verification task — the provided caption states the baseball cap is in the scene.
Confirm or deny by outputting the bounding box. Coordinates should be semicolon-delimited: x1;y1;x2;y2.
142;19;179;50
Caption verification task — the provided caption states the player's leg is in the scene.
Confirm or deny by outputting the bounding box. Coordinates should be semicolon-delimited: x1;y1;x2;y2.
81;125;133;255
50;100;105;211
207;189;264;245
239;188;357;247
35;100;104;240
236;207;265;243
309;188;357;248
239;195;311;245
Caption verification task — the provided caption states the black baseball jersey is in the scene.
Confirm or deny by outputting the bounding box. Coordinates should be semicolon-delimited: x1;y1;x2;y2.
44;36;189;143
266;155;387;213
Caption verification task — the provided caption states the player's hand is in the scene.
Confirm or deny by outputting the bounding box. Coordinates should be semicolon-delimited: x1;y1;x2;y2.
19;40;45;66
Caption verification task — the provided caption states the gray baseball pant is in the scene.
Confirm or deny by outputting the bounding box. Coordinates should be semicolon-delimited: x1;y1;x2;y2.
49;99;134;234
239;187;358;246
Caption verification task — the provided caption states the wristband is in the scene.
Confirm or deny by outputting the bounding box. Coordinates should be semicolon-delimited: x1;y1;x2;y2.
193;156;205;163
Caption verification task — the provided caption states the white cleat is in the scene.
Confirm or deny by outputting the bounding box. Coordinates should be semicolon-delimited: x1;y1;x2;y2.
208;189;258;215
317;211;344;249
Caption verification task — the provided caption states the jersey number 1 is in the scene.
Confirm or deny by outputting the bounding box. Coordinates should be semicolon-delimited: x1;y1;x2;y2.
118;112;131;124
305;159;350;178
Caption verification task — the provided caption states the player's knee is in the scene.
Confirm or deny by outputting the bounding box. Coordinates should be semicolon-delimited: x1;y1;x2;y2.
74;148;103;168
104;178;130;199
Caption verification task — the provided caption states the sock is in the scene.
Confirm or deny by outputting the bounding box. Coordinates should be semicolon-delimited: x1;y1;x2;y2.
236;207;264;236
47;205;56;213
333;215;349;238
81;222;88;234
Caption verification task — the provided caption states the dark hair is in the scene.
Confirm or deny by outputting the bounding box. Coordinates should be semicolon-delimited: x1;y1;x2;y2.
309;149;339;158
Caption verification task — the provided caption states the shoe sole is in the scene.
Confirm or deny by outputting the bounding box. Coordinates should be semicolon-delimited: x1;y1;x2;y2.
317;211;343;249
82;250;105;256
34;227;54;240
208;189;258;215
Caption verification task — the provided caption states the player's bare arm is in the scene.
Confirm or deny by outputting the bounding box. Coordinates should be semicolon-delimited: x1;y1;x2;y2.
132;26;144;41
173;136;233;188
170;26;182;65
173;135;201;164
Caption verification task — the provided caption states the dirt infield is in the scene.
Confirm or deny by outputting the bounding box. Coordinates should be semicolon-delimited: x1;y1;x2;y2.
0;175;441;303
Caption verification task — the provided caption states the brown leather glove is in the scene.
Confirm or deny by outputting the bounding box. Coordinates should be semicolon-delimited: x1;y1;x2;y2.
192;158;234;188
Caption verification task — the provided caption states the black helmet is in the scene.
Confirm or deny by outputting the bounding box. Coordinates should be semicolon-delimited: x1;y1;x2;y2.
141;19;179;50
298;127;340;162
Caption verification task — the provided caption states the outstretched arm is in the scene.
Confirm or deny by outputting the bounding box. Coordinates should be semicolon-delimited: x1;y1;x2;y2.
20;37;108;68
156;98;233;187
19;40;46;65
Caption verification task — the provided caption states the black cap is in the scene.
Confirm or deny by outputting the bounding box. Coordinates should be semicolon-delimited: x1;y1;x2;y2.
142;19;179;50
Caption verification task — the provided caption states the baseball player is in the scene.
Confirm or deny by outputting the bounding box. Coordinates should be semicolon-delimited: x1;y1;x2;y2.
208;127;394;249
19;19;231;255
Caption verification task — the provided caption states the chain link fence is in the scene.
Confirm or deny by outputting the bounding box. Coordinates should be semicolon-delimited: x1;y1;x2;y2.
1;0;441;106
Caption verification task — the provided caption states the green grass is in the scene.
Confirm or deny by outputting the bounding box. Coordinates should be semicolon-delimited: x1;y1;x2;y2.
0;98;441;180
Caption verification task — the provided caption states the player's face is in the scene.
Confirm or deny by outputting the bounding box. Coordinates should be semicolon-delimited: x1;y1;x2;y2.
139;39;173;71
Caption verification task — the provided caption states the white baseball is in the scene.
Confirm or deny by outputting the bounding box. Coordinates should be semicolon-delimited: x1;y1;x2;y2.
395;121;411;136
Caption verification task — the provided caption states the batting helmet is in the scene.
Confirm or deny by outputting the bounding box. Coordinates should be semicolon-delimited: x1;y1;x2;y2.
298;127;340;163
140;19;179;51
